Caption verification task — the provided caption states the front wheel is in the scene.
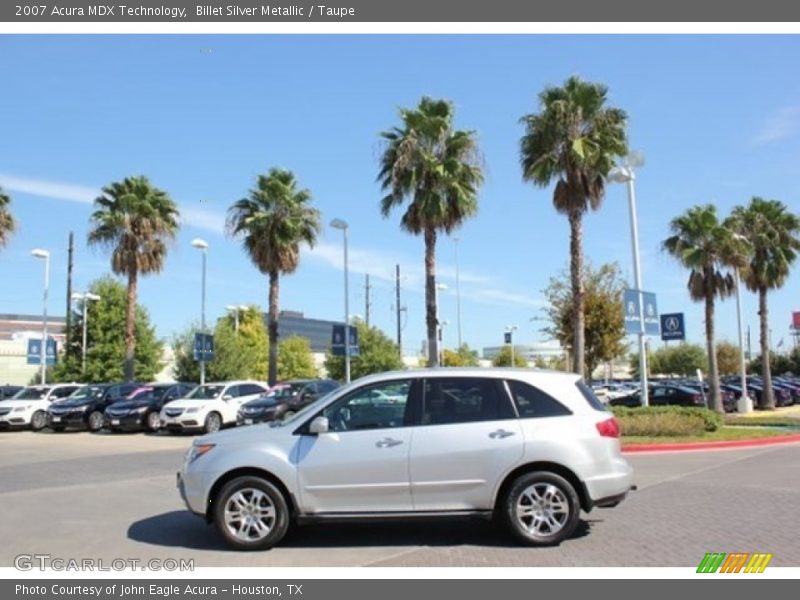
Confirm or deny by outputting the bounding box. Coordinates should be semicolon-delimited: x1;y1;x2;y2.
30;411;47;431
204;412;222;434
146;411;161;432
501;471;580;546
213;476;290;550
87;411;104;432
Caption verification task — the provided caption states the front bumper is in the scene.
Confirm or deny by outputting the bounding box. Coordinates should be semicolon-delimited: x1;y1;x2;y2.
237;412;278;426
161;415;202;431
47;411;88;428
105;412;147;431
177;469;211;516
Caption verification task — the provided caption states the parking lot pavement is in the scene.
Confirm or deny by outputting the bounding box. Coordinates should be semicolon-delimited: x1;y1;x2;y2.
1;431;798;568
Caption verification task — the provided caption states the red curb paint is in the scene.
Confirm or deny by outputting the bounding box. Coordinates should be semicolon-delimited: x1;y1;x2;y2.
622;433;800;453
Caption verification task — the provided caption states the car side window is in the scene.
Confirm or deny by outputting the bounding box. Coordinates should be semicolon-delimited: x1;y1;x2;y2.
506;380;571;418
421;378;514;425
321;380;411;432
225;385;240;398
245;384;267;396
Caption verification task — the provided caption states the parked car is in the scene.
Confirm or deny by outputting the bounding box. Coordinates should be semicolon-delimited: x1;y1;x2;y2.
177;369;634;550
678;382;736;412
238;379;340;426
105;382;196;432
608;383;705;408
47;382;142;431
0;385;23;400
160;381;269;434
0;384;83;430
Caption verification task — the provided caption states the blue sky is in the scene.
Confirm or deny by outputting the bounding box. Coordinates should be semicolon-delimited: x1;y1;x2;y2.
1;35;799;356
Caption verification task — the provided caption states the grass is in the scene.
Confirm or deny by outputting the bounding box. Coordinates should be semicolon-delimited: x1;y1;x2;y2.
622;426;799;445
725;415;800;427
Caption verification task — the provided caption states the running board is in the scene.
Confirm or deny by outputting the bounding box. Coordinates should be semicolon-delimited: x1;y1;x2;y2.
296;510;494;524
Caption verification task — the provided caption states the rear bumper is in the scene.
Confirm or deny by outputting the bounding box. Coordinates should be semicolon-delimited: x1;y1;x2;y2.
582;457;634;509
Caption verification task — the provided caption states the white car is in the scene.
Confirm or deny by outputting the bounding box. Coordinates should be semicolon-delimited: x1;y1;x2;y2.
161;381;269;434
0;384;83;430
177;368;634;550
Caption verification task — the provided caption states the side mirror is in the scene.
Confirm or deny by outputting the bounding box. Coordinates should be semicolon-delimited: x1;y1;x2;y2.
308;416;329;435
222;394;233;401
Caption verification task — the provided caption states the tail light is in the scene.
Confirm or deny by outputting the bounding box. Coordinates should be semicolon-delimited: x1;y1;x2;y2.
692;394;704;405
596;417;620;438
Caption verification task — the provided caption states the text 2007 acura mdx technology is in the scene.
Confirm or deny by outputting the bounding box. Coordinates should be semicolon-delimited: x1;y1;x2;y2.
177;369;634;549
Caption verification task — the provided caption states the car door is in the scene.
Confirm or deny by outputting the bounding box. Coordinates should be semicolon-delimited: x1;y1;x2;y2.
408;377;523;511
296;378;416;513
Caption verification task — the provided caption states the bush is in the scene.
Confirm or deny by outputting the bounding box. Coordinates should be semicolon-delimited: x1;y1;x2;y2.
610;406;723;436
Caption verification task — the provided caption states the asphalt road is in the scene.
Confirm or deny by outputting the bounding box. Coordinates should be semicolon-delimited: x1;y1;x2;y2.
1;429;798;567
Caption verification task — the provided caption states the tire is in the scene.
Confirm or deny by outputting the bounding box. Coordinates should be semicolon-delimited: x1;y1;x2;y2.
30;411;47;431
146;411;161;432
501;471;580;546
87;411;104;432
213;476;290;551
204;412;222;434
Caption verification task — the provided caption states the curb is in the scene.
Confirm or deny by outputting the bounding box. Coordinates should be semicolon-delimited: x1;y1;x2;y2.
622;433;800;453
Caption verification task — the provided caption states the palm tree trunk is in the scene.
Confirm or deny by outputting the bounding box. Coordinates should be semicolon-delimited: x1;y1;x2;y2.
124;268;138;382
568;209;585;377
758;286;775;409
704;276;723;413
268;269;280;386
424;226;438;367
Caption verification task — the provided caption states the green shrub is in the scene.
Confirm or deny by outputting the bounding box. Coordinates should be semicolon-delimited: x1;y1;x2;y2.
610;406;722;436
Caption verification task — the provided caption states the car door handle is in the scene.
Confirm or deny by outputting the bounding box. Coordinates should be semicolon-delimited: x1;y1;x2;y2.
376;438;403;448
489;429;516;439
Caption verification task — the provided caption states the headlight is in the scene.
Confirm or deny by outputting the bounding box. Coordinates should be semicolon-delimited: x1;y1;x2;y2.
76;404;90;411
187;443;215;464
134;406;149;413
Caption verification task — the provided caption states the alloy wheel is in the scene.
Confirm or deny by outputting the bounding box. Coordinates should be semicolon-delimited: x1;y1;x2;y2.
223;488;276;542
515;483;570;538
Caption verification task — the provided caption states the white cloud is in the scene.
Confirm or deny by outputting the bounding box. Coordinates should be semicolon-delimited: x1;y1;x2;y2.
180;205;226;235
0;173;97;203
754;105;800;144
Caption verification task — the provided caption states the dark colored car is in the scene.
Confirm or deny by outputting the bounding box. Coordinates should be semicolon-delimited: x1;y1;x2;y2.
679;382;737;412
609;383;705;408
104;382;196;432
237;379;340;426
46;382;142;431
0;385;22;400
746;377;793;408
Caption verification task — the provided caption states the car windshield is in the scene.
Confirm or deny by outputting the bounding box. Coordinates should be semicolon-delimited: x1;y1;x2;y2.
15;387;50;400
186;385;224;400
272;383;305;399
128;388;161;402
60;386;105;404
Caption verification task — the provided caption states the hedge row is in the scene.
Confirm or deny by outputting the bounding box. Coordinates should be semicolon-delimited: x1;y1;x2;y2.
610;406;723;437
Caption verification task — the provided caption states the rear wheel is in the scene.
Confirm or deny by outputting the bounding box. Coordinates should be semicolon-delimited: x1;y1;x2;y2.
204;412;222;434
146;411;161;432
87;411;104;432
501;471;580;546
213;476;290;550
30;411;47;431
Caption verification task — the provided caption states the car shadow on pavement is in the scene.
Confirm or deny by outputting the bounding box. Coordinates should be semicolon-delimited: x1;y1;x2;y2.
128;511;595;551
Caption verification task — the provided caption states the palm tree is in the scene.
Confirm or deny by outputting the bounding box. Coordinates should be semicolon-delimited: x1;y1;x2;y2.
227;168;320;385
663;205;745;413
520;76;628;377
378;97;484;367
88;176;179;381
0;186;15;250
726;198;800;409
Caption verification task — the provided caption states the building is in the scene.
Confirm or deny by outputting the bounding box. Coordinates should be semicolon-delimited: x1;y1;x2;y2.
482;340;566;363
0;313;67;343
271;310;344;353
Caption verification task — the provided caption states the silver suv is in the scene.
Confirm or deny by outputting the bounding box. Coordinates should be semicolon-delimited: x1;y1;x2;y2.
177;368;634;550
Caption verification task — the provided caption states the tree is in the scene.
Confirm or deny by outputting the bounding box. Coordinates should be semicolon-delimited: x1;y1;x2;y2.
227;169;320;386
324;319;404;381
0;186;15;250
726;198;800;408
520;76;628;376
87;176;179;381
663;204;746;413
641;343;706;377
542;262;628;380
716;341;741;376
172;322;201;383
278;335;318;380
51;277;163;383
378;97;484;367
442;343;480;367
207;308;268;381
492;346;529;367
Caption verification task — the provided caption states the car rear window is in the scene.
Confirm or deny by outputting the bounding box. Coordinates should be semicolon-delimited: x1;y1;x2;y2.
576;380;609;412
506;380;571;418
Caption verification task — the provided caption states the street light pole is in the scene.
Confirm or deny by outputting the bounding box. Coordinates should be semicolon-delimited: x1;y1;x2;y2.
733;267;751;412
453;237;463;349
331;219;351;383
435;283;448;367
72;292;101;374
609;153;649;406
506;325;518;366
32;249;50;384
192;239;209;385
